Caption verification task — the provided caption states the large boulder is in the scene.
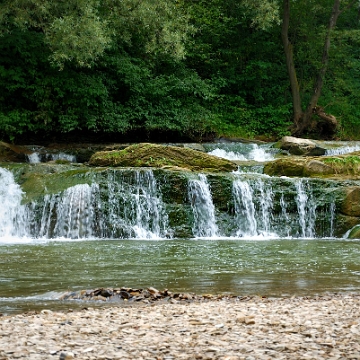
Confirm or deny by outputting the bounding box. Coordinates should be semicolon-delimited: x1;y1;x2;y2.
341;187;360;217
278;136;326;156
89;143;238;172
264;152;360;178
263;158;307;177
304;160;335;176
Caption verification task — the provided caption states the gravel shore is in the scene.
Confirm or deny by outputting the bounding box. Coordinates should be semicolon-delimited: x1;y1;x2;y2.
1;294;360;359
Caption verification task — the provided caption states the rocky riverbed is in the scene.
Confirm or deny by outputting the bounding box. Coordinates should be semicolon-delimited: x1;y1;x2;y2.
1;293;360;359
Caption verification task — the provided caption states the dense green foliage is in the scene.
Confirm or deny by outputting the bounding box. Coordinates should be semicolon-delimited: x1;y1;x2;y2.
0;0;359;142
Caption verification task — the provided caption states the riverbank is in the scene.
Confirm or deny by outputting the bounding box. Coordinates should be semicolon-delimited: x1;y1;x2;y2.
1;294;360;359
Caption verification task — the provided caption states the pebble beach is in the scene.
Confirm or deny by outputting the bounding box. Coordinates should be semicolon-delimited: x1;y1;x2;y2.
1;293;360;359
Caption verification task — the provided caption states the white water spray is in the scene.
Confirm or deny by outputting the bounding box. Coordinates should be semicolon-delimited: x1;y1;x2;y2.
0;168;28;238
325;144;360;156
188;174;219;238
208;143;275;162
295;180;317;238
233;180;257;237
35;183;99;239
27;152;76;163
232;178;275;237
103;170;169;239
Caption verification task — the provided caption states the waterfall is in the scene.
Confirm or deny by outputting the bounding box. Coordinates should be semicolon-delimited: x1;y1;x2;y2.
280;193;291;237
32;183;100;239
329;202;336;238
233;180;257;236
0;168;28;238
231;176;329;239
27;152;41;164
0;166;340;240
325;144;360;156
18;169;169;239
232;178;275;237
102;170;170;239
295;179;317;238
188;174;219;238
27;152;76;163
205;142;277;162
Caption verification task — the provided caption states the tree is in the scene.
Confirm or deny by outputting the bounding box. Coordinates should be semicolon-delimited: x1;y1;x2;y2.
0;0;191;68
281;0;358;137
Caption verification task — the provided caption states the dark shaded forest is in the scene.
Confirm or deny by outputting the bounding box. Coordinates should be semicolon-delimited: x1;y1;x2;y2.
0;0;359;143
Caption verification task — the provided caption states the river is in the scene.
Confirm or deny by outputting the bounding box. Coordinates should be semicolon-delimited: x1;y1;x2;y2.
1;238;360;314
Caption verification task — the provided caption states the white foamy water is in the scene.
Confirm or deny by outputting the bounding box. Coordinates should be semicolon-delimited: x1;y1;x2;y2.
188;174;219;238
0;168;28;238
26;152;76;163
325;144;360;156
208;149;247;161
51;152;77;162
0;166;340;243
27;152;41;164
208;143;275;162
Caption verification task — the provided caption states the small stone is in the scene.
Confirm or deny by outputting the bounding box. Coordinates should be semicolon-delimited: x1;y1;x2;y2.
120;290;131;299
236;314;246;323
40;309;53;315
245;316;255;325
59;352;75;360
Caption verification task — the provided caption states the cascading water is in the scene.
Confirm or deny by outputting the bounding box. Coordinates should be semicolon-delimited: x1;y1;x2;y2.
32;183;100;239
0;166;339;241
325;143;360;156
26;152;77;163
232;180;257;237
188;174;219;238
295;180;317;238
8;169;169;240
0;168;27;238
232;177;276;238
102;170;170;239
230;176;332;239
205;142;277;162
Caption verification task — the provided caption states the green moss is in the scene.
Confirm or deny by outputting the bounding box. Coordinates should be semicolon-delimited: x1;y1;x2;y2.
263;158;306;177
89;143;237;172
264;153;360;178
9;164;94;203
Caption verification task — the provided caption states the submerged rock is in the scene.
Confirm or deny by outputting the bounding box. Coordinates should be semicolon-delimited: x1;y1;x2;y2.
89;143;237;172
277;136;326;156
60;287;224;303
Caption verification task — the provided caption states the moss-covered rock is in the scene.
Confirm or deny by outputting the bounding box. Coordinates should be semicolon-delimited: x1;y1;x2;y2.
89;143;237;172
264;152;360;178
263;158;307;177
347;225;360;239
2;163;93;203
341;187;360;217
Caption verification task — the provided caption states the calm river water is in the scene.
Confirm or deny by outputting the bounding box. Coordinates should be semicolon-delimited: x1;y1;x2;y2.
1;238;360;314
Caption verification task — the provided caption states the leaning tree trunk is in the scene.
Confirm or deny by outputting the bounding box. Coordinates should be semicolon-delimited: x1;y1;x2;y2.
301;0;343;135
281;0;303;134
284;0;357;137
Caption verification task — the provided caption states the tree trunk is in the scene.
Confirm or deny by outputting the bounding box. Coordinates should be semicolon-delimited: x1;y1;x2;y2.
285;0;357;137
281;0;303;134
302;0;342;128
